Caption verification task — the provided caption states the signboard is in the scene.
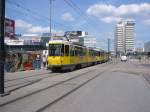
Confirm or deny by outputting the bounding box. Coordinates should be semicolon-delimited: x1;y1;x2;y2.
51;36;64;40
5;39;24;45
65;31;88;38
5;18;15;38
65;31;82;37
31;37;41;43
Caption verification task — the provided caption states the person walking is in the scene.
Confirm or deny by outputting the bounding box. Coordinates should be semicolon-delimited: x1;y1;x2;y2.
42;55;47;69
36;54;41;70
139;56;141;63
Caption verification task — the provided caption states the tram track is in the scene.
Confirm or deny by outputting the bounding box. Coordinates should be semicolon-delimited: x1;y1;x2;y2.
8;79;41;93
36;68;110;112
4;62;110;93
5;61;110;84
5;71;54;82
5;72;61;93
0;69;96;107
5;72;61;87
0;62;115;112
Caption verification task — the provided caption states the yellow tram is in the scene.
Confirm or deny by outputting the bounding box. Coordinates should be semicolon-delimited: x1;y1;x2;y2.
47;40;108;72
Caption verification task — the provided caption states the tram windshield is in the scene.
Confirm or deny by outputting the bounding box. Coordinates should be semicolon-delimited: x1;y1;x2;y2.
49;44;64;56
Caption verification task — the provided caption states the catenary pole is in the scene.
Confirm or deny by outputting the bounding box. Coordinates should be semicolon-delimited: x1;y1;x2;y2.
108;38;110;53
50;0;52;40
0;0;5;95
108;38;110;61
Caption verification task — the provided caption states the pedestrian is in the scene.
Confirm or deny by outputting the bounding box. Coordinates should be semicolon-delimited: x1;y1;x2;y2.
36;54;41;69
42;55;47;69
139;56;141;62
5;54;11;72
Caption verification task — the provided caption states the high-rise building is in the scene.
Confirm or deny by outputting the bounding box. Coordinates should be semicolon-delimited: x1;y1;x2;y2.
115;19;135;54
83;35;96;48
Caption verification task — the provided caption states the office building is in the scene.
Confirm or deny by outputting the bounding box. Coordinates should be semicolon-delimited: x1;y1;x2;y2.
83;36;96;48
115;19;135;54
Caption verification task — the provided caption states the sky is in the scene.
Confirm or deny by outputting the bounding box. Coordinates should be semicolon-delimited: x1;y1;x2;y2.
6;0;150;50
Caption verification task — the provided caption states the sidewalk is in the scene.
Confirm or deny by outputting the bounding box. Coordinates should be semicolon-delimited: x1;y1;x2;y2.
5;69;51;80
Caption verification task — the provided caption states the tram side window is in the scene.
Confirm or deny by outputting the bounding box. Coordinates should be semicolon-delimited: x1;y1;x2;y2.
80;48;85;56
83;48;86;56
89;50;92;56
65;45;69;56
79;48;83;56
74;49;78;56
99;52;101;56
61;44;64;56
93;50;96;56
77;47;81;56
101;52;103;57
70;47;74;56
49;44;64;56
74;47;78;56
92;50;94;56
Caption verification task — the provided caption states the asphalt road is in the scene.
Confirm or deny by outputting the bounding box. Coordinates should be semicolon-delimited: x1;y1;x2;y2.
43;60;150;112
1;60;150;112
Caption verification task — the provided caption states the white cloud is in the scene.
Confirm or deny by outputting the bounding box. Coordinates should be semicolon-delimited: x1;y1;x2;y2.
61;12;74;21
28;26;64;35
87;4;116;17
23;34;39;36
15;19;32;29
15;19;64;34
28;26;49;33
87;3;150;23
101;16;122;23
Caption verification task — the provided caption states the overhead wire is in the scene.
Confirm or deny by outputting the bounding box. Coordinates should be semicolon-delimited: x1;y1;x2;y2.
69;0;114;49
63;0;113;49
6;0;73;28
63;0;107;38
6;3;47;23
67;0;114;50
63;0;95;28
68;0;92;21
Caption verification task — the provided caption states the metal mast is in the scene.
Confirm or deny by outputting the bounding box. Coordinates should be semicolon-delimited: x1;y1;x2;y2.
50;0;52;40
0;0;5;95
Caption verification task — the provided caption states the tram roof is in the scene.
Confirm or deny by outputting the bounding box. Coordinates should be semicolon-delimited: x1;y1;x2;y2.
48;40;85;47
48;40;107;52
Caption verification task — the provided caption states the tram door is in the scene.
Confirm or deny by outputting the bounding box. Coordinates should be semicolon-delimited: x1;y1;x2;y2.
64;45;70;65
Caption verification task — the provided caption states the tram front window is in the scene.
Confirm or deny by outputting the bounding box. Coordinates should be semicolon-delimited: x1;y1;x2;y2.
49;44;64;56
